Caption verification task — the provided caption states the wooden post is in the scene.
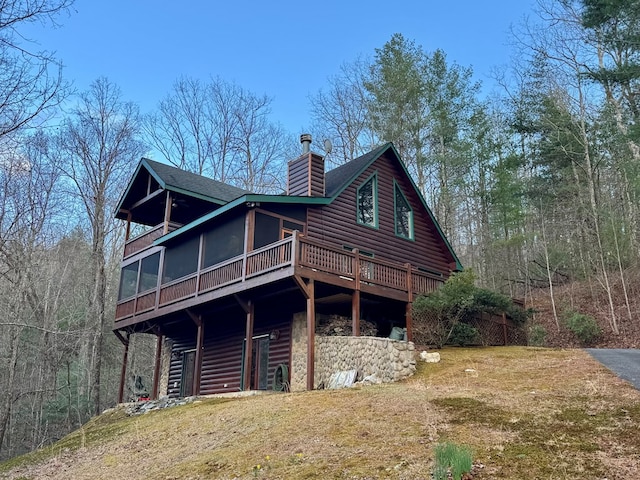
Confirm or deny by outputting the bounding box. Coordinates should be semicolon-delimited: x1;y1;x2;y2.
163;191;172;234
194;316;204;395
352;248;360;336
307;279;315;391
151;334;163;400
352;290;360;336
405;263;413;342
243;300;255;390
502;312;508;346
291;230;299;268
125;211;132;241
117;333;130;404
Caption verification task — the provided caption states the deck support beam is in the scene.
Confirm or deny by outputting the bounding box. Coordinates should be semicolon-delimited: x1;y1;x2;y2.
405;263;413;342
117;332;130;404
242;300;255;390
306;279;315;391
151;334;163;400
351;290;360;336
187;310;204;395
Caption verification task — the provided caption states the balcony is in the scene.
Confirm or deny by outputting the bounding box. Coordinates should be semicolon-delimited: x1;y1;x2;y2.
115;233;445;325
123;222;180;259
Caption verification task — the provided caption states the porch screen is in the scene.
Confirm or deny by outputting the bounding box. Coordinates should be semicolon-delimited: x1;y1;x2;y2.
202;216;245;268
162;236;199;283
118;262;138;300
254;212;280;249
138;252;160;292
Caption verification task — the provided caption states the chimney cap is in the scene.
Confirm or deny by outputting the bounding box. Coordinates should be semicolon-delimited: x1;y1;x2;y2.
300;133;312;153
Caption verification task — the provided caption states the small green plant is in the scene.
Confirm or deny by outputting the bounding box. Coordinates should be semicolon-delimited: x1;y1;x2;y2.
432;442;473;480
528;324;547;346
564;309;600;344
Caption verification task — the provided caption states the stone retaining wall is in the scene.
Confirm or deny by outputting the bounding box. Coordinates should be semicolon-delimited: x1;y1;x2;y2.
314;336;416;387
290;312;416;391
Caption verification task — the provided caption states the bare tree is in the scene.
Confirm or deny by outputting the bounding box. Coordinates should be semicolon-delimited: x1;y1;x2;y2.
308;58;376;166
0;132;66;456
0;0;73;139
143;76;290;192
57;77;145;415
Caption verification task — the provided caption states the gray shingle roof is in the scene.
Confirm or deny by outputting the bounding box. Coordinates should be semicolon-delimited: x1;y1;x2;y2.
143;158;251;203
324;143;392;198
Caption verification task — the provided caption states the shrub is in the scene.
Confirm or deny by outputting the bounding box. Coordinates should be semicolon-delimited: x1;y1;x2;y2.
433;442;473;480
449;322;479;346
528;324;547;347
412;270;531;347
564;309;600;344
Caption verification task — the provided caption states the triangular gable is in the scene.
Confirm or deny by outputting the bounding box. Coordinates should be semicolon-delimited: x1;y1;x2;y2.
115;158;250;219
325;143;462;271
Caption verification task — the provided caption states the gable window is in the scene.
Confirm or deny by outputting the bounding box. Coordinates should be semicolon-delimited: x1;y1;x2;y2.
394;182;413;240
357;174;378;228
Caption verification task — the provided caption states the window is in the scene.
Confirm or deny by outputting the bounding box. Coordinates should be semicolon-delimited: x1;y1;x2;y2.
357;174;378;228
394;182;413;240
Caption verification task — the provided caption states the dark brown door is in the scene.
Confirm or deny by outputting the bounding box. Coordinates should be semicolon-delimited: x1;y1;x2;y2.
180;350;196;397
251;337;270;390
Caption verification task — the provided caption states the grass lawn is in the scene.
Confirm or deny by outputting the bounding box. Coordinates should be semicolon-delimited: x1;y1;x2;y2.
1;346;639;479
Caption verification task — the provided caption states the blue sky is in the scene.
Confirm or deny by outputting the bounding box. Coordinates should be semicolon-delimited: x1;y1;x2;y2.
23;1;536;134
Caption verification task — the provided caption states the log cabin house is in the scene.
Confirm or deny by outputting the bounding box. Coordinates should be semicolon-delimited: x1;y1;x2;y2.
113;135;461;402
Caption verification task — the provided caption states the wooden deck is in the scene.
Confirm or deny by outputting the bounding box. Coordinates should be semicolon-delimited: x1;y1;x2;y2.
115;232;444;326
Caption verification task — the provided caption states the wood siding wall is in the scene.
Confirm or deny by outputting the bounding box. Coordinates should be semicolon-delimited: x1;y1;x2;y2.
167;316;292;398
307;152;455;277
287;153;325;197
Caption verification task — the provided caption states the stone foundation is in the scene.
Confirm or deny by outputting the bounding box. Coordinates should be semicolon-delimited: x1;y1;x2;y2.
290;312;416;391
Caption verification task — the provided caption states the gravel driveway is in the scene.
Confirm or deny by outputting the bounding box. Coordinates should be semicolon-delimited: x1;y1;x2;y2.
586;349;640;390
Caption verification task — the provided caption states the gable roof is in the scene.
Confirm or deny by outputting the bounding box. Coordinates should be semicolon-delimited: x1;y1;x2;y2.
325;143;391;198
146;144;461;271
141;158;251;203
115;158;251;222
325;143;462;271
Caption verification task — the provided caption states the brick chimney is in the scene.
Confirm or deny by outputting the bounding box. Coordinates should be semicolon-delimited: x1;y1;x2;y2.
287;134;325;196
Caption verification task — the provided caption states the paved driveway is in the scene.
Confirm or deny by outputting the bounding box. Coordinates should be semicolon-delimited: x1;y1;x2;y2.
586;349;640;390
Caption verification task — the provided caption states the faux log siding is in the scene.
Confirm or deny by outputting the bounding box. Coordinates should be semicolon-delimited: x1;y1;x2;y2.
198;320;291;394
287;155;310;196
168;319;292;396
260;320;291;390
287;153;324;197
309;153;325;197
199;330;245;394
167;334;196;399
308;153;455;276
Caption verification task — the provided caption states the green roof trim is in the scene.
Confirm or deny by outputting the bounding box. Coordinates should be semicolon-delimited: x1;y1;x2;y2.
154;194;329;246
143;144;461;271
325;143;462;270
114;158;249;216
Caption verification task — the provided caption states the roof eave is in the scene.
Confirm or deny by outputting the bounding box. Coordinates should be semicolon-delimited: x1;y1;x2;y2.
154;194;330;246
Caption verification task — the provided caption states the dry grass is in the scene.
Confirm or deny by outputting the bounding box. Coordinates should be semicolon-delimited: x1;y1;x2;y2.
1;347;639;479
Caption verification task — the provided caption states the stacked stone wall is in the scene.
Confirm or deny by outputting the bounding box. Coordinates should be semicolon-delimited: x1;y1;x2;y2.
290;312;416;391
314;336;415;387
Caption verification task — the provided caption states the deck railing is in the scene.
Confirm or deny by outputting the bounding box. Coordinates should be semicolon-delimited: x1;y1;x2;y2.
296;236;443;296
115;233;444;321
123;223;180;258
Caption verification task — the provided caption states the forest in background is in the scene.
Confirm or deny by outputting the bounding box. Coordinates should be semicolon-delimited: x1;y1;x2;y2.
2;0;640;461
